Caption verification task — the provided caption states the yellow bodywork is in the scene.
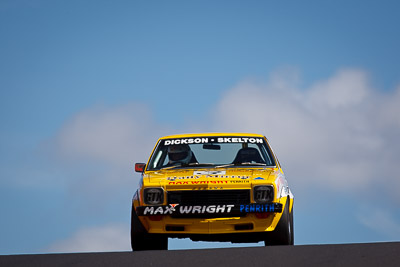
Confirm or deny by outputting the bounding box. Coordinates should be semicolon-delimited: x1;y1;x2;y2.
133;133;293;236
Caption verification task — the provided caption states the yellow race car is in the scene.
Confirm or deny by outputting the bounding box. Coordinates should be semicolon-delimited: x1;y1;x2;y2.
131;133;294;251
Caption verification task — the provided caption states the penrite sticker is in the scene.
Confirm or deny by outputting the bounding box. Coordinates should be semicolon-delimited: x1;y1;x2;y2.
239;204;280;213
136;203;282;216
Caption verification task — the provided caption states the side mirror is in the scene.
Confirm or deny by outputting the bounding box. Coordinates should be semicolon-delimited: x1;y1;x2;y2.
135;163;146;173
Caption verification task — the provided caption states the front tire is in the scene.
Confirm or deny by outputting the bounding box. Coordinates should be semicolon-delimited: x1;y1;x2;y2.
131;206;168;251
289;203;294;245
265;198;293;246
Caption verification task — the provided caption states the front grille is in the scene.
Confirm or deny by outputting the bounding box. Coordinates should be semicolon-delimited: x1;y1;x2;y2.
167;190;250;205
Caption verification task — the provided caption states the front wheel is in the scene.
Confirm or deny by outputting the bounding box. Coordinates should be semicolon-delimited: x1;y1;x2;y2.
264;198;294;246
289;203;294;245
131;206;168;251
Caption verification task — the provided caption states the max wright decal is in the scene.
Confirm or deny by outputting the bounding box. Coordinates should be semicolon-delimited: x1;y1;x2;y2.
141;204;235;215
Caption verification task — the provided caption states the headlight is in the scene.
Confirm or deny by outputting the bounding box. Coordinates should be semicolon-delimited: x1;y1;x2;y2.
144;188;164;205
253;185;274;203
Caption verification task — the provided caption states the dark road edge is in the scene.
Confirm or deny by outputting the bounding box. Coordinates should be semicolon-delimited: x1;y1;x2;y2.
1;242;400;267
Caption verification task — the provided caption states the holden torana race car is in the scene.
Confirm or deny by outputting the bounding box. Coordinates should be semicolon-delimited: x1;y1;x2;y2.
131;133;294;251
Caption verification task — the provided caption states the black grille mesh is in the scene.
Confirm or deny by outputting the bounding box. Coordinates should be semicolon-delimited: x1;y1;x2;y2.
167;190;250;205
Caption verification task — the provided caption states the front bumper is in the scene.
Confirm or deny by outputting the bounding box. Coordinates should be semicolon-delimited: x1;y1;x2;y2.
135;202;284;234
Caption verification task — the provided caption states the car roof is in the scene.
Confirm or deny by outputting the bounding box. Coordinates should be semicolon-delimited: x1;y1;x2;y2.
159;133;265;139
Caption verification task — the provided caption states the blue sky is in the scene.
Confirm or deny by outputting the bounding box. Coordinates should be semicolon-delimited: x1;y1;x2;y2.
1;0;400;254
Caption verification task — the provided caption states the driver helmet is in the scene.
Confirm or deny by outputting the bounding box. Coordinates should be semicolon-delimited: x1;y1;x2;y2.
168;144;192;164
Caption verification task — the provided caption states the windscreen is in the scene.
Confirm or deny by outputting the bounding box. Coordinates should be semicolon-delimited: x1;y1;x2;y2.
146;136;275;171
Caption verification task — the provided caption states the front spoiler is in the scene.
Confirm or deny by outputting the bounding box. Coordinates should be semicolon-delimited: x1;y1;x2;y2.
136;203;282;217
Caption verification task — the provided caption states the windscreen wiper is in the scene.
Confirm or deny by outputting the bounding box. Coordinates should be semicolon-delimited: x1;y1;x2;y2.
237;162;267;166
182;163;215;167
159;162;214;170
214;163;235;168
215;162;267;168
159;163;184;170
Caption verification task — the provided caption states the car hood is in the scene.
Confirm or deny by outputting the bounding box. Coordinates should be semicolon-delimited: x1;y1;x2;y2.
143;168;280;189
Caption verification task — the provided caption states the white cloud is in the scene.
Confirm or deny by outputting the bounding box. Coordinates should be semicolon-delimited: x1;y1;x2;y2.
48;103;172;204
307;69;369;109
47;224;130;253
210;68;400;201
53;103;166;166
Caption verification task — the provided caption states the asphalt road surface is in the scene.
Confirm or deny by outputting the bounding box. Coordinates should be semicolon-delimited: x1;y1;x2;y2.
1;242;399;267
